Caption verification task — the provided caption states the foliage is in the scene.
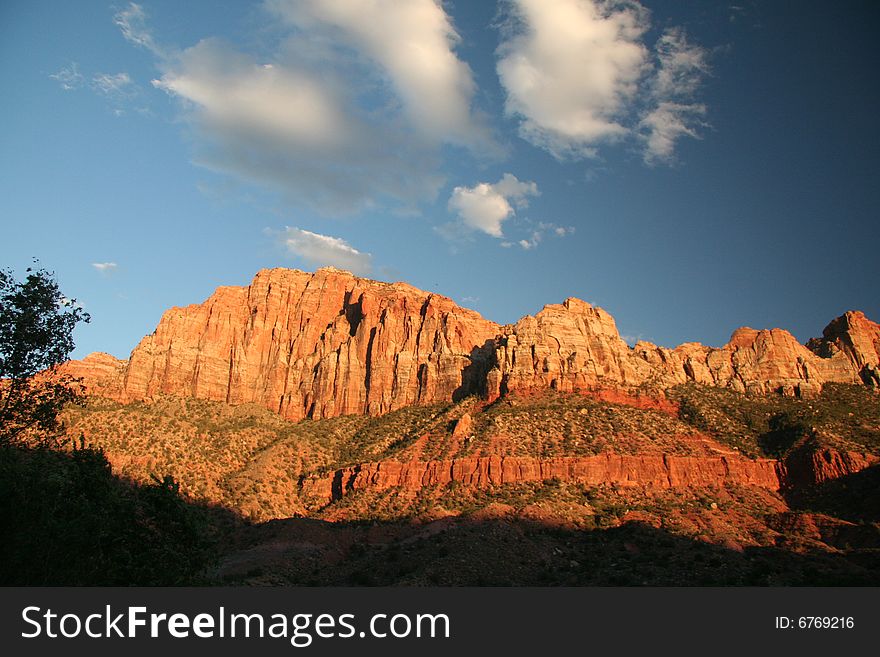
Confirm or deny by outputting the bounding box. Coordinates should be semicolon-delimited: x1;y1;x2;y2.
0;264;89;444
670;382;880;458
0;442;217;585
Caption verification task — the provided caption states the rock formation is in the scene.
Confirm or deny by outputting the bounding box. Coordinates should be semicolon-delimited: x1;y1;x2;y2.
299;453;784;506
69;268;498;420
66;267;879;420
807;311;880;386
781;444;877;488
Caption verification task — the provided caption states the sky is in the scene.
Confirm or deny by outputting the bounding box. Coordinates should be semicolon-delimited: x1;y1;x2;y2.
1;0;878;360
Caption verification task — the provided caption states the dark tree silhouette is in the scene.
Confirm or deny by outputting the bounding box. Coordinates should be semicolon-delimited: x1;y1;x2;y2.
0;263;90;444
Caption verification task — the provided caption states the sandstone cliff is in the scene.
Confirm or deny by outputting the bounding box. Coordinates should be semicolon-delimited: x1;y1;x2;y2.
807;311;880;386
67;268;879;420
298;446;877;506
76;268;499;420
486;295;873;398
300;453;783;506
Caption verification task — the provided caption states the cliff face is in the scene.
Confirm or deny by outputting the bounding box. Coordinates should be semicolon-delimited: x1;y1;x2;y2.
781;445;877;488
85;268;498;421
486;296;873;398
67;267;879;420
298;446;877;506
486;298;655;398
299;454;784;506
807;311;880;386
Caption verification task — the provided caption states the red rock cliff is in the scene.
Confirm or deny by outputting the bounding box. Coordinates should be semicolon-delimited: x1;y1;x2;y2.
67;268;879;419
74;268;498;420
299;453;784;506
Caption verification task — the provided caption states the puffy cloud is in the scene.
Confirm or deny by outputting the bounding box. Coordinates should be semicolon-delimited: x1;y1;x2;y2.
640;28;709;164
497;0;650;159
447;173;539;237
50;63;83;90
92;262;118;272
279;227;373;275
497;1;710;164
266;0;490;147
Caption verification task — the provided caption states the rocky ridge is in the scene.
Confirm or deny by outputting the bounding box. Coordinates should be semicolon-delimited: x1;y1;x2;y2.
66;267;880;420
300;454;784;507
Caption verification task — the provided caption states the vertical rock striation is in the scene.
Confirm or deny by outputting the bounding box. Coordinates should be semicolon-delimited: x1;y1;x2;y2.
65;268;880;419
103;268;498;420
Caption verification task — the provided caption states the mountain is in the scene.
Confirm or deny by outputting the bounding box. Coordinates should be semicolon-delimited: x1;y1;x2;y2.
67;267;880;419
50;267;880;585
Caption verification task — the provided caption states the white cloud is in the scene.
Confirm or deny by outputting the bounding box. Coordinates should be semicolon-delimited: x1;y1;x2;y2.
639;101;706;164
153;39;444;214
92;262;118;273
497;0;650;159
553;225;575;236
497;1;710;164
50;63;83;90
515;222;575;250
279;227;373;275
651;28;709;99
447;173;539;237
640;28;709;164
156;46;349;149
137;0;492;215
266;0;491;148
91;72;135;99
113;3;163;56
519;234;540;249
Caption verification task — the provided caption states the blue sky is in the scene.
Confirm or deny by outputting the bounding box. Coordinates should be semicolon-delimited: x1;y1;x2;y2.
1;1;878;360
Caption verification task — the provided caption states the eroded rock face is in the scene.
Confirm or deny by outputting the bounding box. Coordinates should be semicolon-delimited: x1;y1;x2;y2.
73;268;498;420
781;445;877;488
67;268;880;419
633;326;862;396
487;298;655;399
299;453;784;506
487;297;875;398
807;311;880;386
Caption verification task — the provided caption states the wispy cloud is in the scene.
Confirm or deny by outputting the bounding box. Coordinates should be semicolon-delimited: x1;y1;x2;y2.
277;227;373;275
50;63;84;90
91;262;118;273
52;60;144;116
620;332;645;346
447;173;539;238
131;0;497;215
509;221;575;250
639;28;710;164
153;39;444;214
91;72;136;100
266;0;494;149
496;0;709;164
113;2;163;56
